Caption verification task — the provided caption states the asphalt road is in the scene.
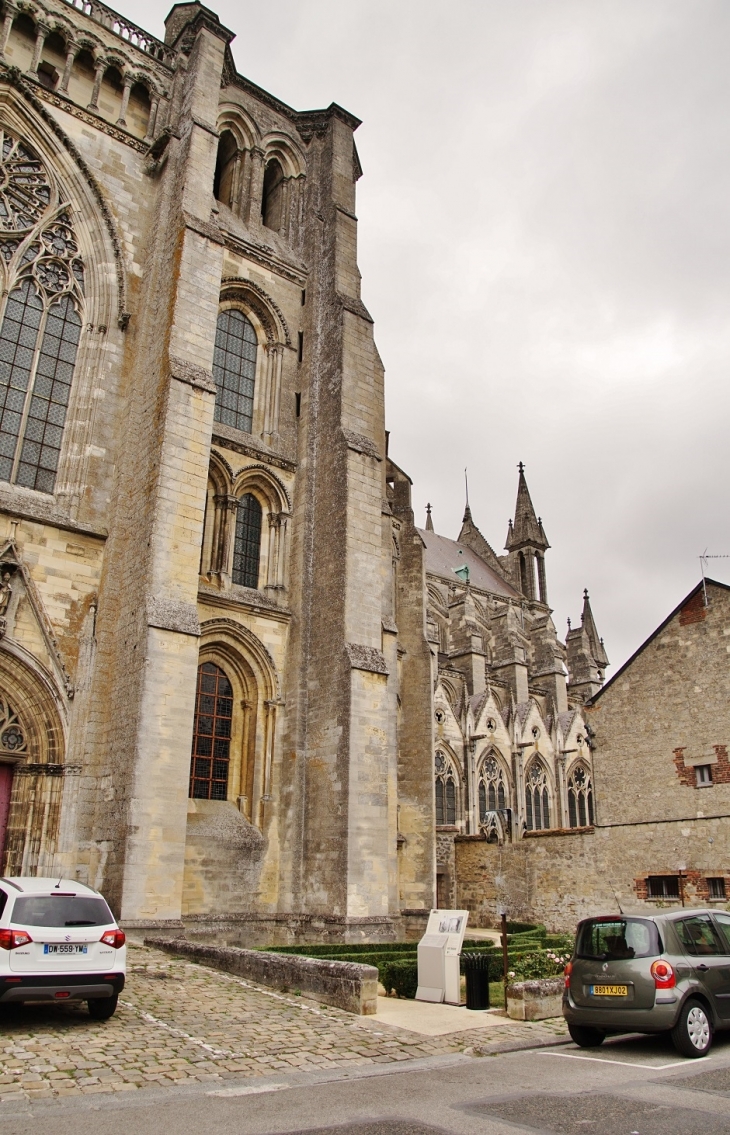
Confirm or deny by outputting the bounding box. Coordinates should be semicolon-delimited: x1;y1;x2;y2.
4;1029;730;1134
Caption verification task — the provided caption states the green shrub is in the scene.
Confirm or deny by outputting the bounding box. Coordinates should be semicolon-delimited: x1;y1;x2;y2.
544;933;575;953
380;958;418;999
506;921;540;933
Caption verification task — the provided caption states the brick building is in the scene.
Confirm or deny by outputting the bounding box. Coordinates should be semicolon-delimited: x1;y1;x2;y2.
0;0;437;940
455;579;730;930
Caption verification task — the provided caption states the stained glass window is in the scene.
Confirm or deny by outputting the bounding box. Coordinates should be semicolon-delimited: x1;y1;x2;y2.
189;662;233;801
478;755;508;822
435;750;457;825
232;492;262;588
567;764;594;828
525;760;551;831
212;309;257;433
0;132;84;495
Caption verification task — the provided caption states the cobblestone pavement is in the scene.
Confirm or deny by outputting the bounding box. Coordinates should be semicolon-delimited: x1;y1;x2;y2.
0;944;568;1104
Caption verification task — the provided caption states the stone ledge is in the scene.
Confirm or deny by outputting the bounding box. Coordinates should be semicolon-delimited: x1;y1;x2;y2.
147;597;201;637
145;936;378;1015
346;642;389;675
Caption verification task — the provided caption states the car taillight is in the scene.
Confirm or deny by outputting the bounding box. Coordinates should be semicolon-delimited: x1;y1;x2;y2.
0;928;32;950
651;959;676;989
100;929;125;949
564;960;573;988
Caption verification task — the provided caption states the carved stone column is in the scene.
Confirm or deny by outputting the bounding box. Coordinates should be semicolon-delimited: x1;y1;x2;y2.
87;58;105;110
144;94;160;144
59;40;78;92
263;342;284;440
245;146;265;226
0;4;18;60
28;21;49;75
117;74;133;127
213;494;238;585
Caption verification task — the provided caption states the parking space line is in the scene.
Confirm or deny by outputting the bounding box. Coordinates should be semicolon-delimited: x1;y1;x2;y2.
538;1050;710;1070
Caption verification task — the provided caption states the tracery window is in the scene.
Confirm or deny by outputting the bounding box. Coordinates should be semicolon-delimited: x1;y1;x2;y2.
0;695;26;757
212;309;257;434
478;755;508;822
567;764;594;827
232;492;262;588
435;750;457;825
0;132;84;494
525;760;551;831
189;662;233;800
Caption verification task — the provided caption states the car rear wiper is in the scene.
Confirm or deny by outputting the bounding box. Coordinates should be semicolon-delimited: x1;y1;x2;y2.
64;920;96;926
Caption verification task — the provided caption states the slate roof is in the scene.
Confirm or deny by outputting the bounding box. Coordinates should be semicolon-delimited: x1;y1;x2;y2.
417;529;520;599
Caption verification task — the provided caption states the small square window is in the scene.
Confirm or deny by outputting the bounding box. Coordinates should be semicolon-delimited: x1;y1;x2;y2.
708;878;726;900
647;875;680;899
696;764;713;787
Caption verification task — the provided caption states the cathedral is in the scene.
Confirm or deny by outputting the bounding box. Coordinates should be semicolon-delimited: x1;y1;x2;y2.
0;0;611;941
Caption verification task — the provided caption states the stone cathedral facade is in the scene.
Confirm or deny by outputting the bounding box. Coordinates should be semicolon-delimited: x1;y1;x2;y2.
0;0;612;940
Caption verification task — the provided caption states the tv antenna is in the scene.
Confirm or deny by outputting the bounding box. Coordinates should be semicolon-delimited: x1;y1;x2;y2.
699;550;730;606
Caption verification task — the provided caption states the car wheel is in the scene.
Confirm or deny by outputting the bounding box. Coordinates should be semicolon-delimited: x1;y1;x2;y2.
568;1024;605;1048
87;994;118;1021
670;998;713;1058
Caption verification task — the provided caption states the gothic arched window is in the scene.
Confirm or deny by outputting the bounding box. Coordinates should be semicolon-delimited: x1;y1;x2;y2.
214;130;238;208
435;750;457;825
525;760;551;831
232;492;262;588
189;662;233;800
0;132;84;495
478;755;508;822
212;309;257;434
567;764;594;828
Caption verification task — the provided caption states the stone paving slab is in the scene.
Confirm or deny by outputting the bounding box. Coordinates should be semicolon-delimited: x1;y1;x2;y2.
0;944;569;1104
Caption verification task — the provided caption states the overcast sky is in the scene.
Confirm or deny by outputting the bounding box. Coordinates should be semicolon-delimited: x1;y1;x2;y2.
125;0;730;672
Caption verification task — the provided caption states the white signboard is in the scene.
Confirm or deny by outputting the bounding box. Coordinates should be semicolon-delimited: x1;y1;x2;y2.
416;909;469;1004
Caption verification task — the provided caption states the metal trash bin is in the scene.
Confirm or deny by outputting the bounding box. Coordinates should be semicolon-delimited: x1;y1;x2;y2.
462;952;490;1010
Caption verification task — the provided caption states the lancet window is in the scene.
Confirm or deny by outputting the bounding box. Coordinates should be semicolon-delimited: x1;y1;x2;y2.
525;759;551;831
232;492;262;588
567;764;594;828
478;755;508;822
0;132;84;494
212;309;257;434
435;750;457;826
189;662;233;800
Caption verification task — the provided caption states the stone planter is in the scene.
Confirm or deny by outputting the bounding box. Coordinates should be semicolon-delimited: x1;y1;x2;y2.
506;977;565;1021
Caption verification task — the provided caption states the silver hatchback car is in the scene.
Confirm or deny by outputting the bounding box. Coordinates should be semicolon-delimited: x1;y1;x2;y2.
563;909;730;1057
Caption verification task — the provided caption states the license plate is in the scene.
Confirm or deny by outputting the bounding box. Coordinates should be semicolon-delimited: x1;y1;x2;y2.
43;944;87;955
590;984;628;996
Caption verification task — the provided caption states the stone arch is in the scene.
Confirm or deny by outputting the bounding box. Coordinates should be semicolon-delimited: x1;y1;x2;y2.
219;277;291;347
0;645;67;874
435;744;461;826
232;464;291;513
217;103;259;153
261;131;306;180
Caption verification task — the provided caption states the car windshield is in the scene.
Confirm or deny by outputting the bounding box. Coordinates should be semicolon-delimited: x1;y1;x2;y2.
576;918;659;961
11;895;114;928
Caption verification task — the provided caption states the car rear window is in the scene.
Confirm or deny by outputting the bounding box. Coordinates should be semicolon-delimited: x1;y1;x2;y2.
10;895;114;928
576;918;660;961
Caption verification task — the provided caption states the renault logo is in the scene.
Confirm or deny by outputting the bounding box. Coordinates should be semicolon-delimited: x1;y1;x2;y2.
602;962;608;972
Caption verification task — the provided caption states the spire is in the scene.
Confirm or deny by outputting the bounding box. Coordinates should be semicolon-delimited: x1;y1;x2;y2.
505;463;549;552
581;589;609;669
425;502;434;532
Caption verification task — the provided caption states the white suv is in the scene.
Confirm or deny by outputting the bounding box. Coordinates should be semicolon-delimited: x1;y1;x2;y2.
0;877;126;1019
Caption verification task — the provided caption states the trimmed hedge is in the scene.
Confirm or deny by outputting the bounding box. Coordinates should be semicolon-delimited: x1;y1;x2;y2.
254;923;571;1000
